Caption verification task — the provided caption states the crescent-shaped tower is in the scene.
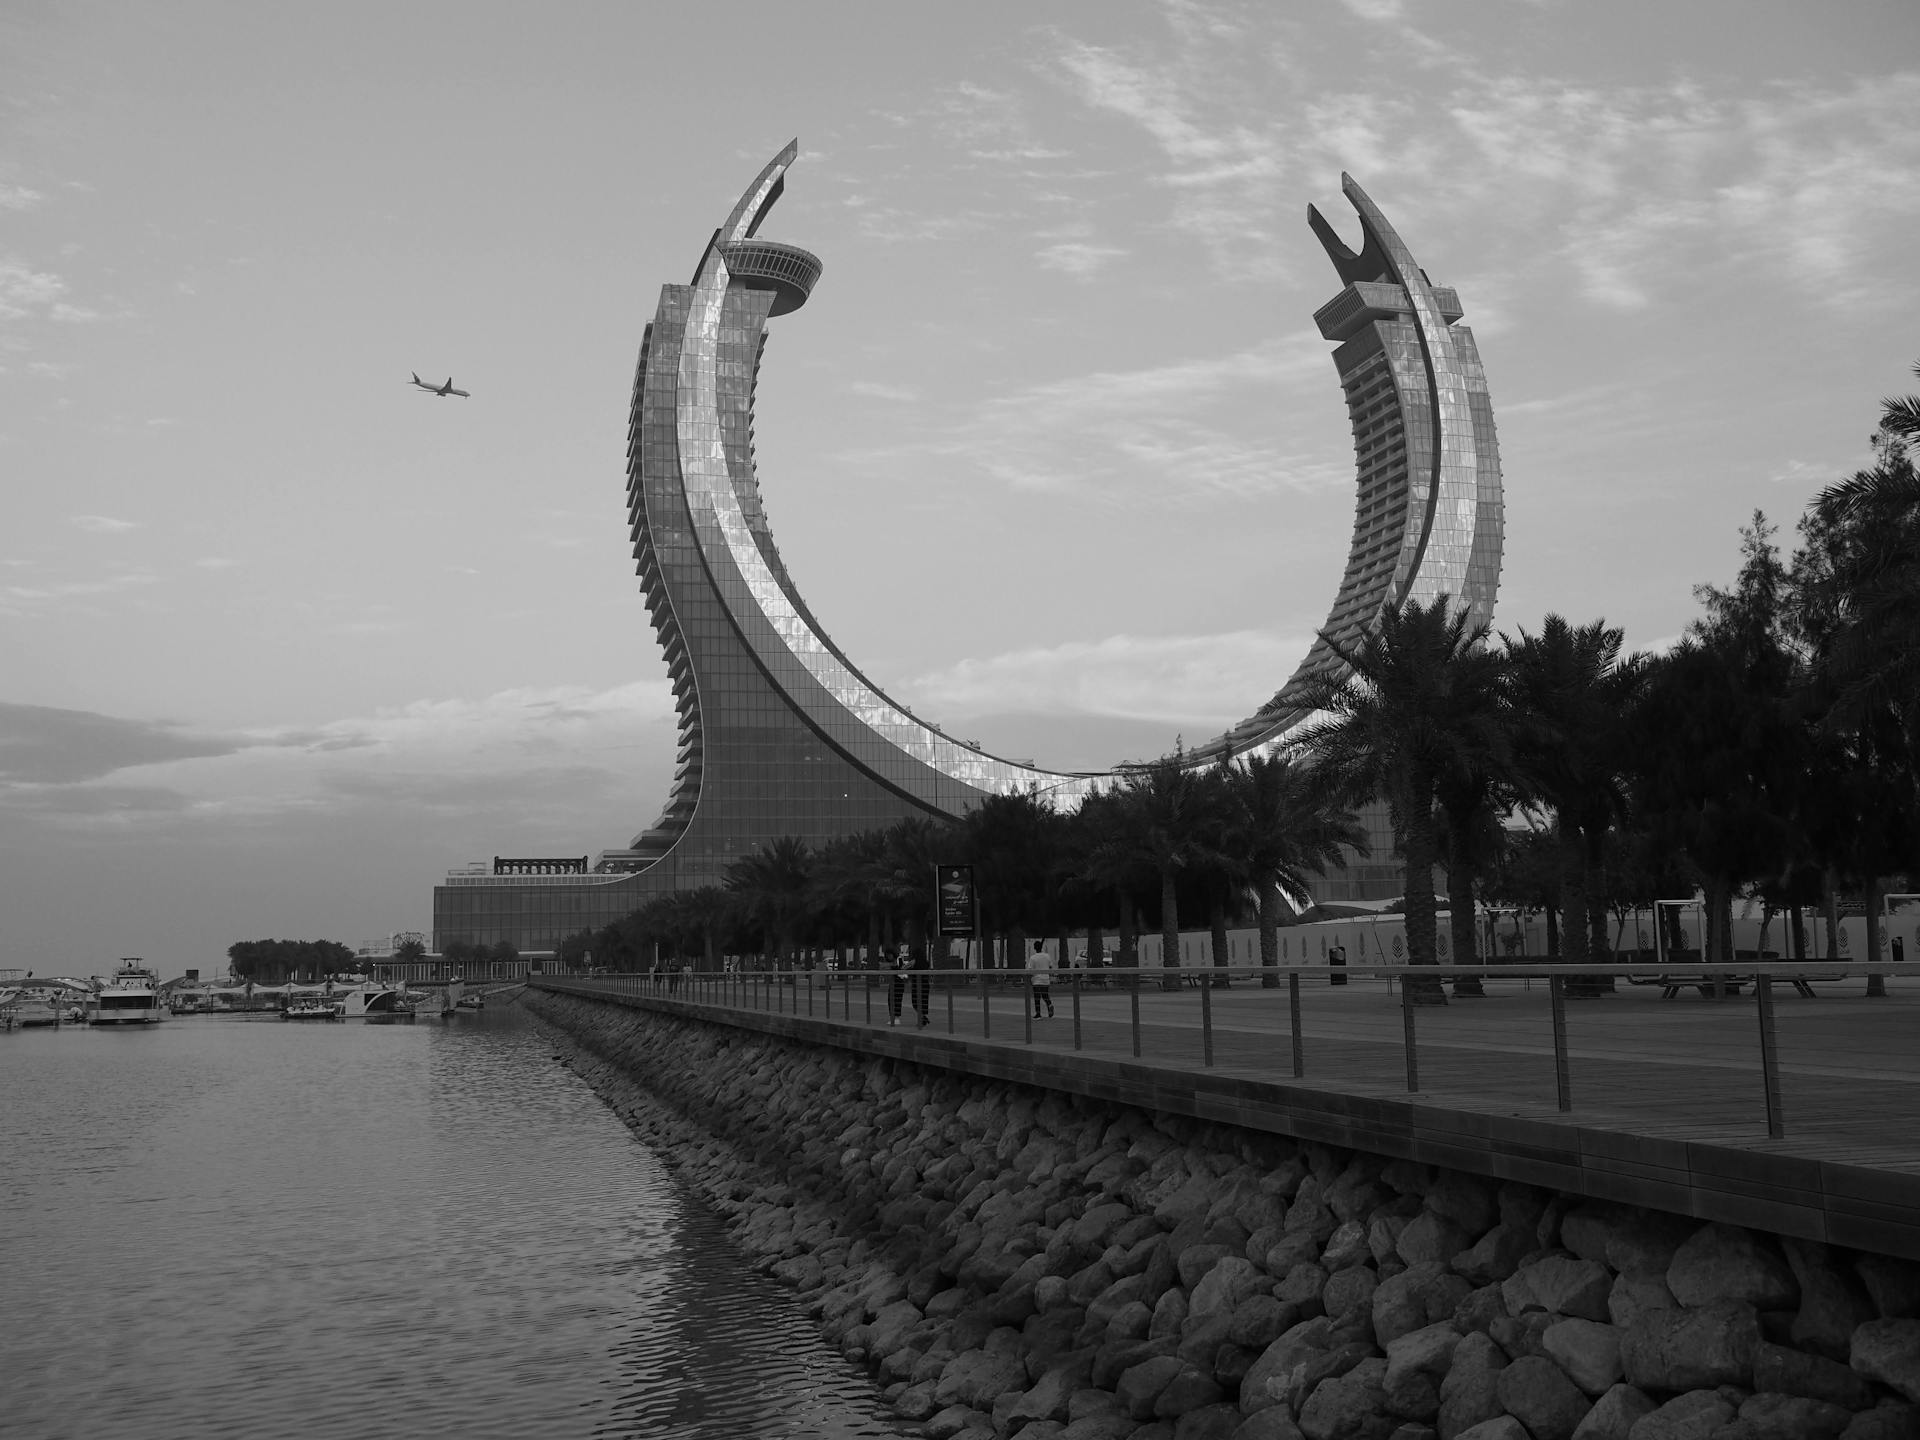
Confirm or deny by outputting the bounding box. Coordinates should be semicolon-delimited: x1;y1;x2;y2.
432;147;1502;951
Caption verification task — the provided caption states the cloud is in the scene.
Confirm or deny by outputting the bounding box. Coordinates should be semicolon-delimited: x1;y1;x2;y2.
0;184;43;211
0;703;249;784
840;336;1342;501
0;257;67;320
71;514;139;534
0;683;680;840
26;360;77;379
849;380;920;403
871;338;1337;501
1035;241;1127;278
1034;20;1920;306
0;570;161;616
909;628;1317;728
0;783;196;822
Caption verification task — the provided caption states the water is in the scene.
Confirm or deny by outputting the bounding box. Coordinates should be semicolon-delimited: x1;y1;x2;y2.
0;1007;911;1440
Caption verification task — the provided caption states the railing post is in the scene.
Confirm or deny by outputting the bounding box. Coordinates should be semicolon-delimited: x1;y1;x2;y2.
946;975;954;1034
1129;981;1141;1059
1401;972;1419;1092
1550;974;1571;1112
1071;970;1082;1051
981;970;991;1040
1756;974;1785;1138
1289;971;1304;1078
1200;970;1215;1067
807;969;814;1018
1024;976;1033;1045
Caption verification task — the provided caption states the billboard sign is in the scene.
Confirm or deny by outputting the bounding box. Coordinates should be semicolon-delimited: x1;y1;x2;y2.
936;865;976;937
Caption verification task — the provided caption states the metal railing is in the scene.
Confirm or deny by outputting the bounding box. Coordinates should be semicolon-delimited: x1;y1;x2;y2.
531;961;1915;1143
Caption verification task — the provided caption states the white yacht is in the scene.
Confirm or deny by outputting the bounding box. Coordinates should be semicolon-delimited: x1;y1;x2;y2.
90;959;164;1026
338;982;418;1022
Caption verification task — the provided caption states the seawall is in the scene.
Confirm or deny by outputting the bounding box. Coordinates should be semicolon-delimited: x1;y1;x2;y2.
527;990;1920;1440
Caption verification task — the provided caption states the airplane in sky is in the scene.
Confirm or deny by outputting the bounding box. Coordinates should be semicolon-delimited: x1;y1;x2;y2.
408;372;470;398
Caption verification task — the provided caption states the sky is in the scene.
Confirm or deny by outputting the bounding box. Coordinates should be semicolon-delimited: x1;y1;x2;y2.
2;0;1916;977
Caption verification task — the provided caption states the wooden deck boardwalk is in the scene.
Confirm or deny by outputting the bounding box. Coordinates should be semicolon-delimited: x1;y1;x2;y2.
533;969;1920;1259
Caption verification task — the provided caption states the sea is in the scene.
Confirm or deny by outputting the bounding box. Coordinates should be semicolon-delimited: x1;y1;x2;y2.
0;1003;913;1440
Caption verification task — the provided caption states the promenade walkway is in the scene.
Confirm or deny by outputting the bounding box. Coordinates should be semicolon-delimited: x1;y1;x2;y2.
532;964;1920;1260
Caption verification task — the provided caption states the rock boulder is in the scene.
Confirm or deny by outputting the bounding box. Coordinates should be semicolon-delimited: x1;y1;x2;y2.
1666;1225;1798;1311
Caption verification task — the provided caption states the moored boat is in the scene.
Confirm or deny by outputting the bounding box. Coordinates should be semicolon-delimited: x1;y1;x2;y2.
14;988;65;1027
281;995;342;1021
90;960;164;1026
338;983;419;1022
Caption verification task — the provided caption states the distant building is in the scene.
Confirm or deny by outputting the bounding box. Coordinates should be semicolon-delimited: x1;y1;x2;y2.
435;149;1502;950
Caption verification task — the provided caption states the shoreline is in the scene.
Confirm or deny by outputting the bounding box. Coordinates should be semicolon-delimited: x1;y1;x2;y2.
527;990;1920;1440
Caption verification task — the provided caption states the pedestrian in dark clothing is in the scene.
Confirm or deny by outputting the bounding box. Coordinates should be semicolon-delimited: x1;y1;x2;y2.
910;946;933;1026
888;944;913;1025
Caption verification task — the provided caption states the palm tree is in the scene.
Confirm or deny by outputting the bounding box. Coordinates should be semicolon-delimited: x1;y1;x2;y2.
1073;787;1151;970
723;836;813;968
1225;753;1368;987
1296;595;1507;1000
1504;616;1643;994
1114;750;1232;984
877;816;956;954
1797;393;1920;996
1431;783;1508;996
961;791;1060;963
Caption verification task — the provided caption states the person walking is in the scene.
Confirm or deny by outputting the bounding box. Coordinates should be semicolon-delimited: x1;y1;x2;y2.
1027;939;1055;1019
910;945;933;1027
888;944;913;1025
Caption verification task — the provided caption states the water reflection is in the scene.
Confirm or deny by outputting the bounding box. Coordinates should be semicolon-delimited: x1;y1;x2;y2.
0;1009;907;1440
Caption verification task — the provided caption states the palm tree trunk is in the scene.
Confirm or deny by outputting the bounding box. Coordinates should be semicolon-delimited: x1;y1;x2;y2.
1117;888;1138;971
1258;877;1281;988
1208;891;1229;986
1823;868;1841;962
1446;828;1484;997
1087;921;1105;970
1399;783;1446;1003
1159;868;1180;991
1866;875;1887;998
1584;826;1615;994
1559;825;1599;996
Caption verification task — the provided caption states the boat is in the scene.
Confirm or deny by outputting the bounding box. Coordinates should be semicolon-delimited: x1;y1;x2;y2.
90;960;164;1026
281;996;342;1021
337;983;418;1022
14;987;65;1028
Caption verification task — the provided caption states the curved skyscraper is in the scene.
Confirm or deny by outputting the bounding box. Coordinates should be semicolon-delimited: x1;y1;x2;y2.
433;145;1502;951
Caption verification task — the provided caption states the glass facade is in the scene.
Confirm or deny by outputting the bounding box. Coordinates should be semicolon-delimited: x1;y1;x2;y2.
433;156;1503;948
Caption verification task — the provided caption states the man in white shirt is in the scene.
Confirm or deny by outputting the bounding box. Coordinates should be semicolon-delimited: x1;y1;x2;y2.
1027;940;1055;1018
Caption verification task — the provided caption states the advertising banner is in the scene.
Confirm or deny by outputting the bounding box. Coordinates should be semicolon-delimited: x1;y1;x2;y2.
935;865;976;937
